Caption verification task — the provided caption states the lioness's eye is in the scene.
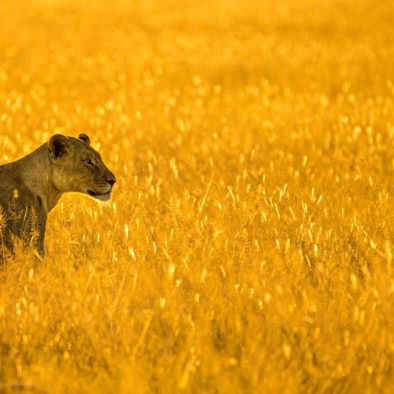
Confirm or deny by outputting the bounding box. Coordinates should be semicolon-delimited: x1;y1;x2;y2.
85;159;94;167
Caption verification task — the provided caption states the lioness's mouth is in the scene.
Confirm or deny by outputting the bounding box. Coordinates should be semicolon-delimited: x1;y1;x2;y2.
87;190;111;201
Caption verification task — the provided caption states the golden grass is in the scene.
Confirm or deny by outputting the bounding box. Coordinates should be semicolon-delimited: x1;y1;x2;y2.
1;0;394;392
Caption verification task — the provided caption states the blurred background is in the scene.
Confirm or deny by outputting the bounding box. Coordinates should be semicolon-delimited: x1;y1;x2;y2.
1;1;394;393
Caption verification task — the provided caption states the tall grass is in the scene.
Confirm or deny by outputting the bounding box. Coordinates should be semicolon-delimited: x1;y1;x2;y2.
1;0;394;392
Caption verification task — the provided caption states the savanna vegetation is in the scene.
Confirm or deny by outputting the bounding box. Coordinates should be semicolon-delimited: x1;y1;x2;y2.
1;0;394;392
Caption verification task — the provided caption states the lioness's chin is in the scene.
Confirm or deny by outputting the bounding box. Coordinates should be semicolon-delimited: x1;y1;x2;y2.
95;192;111;201
87;190;112;201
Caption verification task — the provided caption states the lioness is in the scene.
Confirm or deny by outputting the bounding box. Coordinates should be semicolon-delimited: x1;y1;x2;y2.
0;134;116;259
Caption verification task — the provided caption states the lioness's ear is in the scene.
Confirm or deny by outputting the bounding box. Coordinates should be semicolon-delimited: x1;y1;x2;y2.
48;134;70;159
78;133;90;145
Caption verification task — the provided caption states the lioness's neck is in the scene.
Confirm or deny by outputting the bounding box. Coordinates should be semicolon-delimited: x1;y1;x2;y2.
14;144;62;212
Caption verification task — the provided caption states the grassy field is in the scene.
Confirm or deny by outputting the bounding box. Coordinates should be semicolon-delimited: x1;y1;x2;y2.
1;0;394;392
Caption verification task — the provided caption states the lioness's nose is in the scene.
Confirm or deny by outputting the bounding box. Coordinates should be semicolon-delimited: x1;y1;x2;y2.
106;173;116;186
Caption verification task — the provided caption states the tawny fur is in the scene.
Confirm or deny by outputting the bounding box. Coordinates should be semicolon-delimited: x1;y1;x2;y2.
0;134;115;259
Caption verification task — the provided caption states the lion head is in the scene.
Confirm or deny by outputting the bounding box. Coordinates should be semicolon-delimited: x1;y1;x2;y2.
48;134;116;201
